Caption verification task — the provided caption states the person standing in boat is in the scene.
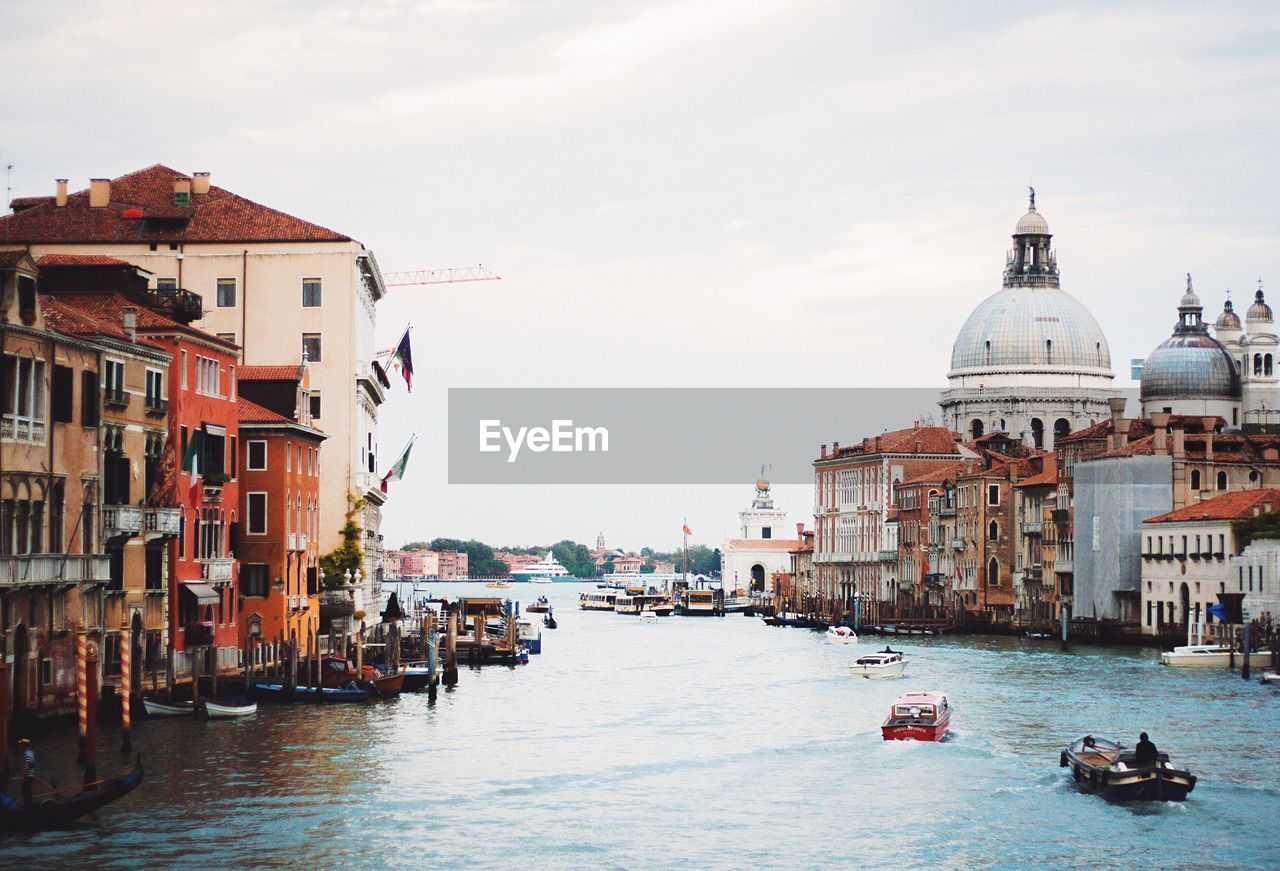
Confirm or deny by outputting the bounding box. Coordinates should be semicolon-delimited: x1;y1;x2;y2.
19;738;36;807
1134;732;1159;765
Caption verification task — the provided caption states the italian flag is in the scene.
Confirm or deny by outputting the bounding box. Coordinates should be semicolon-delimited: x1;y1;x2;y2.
380;435;416;494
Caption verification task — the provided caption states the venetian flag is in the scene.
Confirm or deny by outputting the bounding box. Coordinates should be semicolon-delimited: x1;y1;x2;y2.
683;523;692;536
393;326;414;392
381;435;416;494
182;429;203;498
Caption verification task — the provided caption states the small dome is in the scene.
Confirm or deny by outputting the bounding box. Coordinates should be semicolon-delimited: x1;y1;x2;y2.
1140;332;1241;402
1248;286;1273;323
1179;274;1201;310
1216;299;1241;331
1015;207;1049;236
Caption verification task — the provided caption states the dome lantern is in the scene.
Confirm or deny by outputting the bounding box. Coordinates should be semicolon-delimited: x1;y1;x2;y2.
1004;186;1059;290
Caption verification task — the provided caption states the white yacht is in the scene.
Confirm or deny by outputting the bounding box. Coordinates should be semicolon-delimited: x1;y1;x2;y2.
510;553;573;583
850;650;907;679
1159;644;1271;668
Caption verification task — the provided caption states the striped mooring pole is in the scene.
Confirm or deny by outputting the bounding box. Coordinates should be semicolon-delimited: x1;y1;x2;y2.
120;620;132;752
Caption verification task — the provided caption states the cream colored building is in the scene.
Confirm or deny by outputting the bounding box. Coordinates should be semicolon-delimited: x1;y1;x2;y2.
0;166;390;603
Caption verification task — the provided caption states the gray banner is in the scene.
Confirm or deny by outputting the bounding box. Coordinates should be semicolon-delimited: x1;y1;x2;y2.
449;387;963;485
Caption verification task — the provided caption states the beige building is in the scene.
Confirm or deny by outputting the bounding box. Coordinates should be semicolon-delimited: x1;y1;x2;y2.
0;166;390;604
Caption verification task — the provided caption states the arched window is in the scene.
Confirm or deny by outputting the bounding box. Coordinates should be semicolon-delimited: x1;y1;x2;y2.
985;340;992;365
1255;354;1263;376
1217;471;1228;491
1267;354;1274;376
1045;338;1053;363
1190;470;1201;490
988;520;999;541
987;557;1000;588
1030;418;1044;449
1054;418;1071;441
971;419;984;439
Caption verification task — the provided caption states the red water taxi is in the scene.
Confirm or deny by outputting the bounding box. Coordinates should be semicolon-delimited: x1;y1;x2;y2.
881;691;951;742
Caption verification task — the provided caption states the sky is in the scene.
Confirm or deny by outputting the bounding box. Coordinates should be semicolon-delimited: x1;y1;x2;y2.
3;1;1279;553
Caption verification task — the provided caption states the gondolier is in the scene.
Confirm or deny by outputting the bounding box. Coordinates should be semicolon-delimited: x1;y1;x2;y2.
19;739;35;808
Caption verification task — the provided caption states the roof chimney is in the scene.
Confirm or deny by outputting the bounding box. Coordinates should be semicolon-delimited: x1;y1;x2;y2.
89;178;110;208
191;172;211;196
1108;396;1127;424
173;176;192;204
1172;427;1185;459
55;179;68;207
123;307;137;342
796;522;804;537
820;444;827;459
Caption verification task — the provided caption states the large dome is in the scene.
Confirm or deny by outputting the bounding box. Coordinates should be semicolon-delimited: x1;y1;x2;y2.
1140;333;1241;402
949;286;1113;375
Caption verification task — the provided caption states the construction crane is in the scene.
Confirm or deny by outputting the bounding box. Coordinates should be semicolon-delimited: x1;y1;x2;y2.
381;265;501;286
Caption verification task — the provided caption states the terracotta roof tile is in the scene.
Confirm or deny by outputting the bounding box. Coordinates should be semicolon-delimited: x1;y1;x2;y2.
50;292;233;349
37;253;132;267
239;364;303;381
238;398;292;424
1144;489;1280;524
0;164;352;244
0;250;29;269
829;426;962;459
1015;466;1058;488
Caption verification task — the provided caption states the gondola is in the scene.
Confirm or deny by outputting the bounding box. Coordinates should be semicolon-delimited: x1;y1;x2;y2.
1060;735;1197;801
0;756;143;832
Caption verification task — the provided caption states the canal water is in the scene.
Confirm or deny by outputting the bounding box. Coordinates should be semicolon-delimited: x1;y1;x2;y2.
6;581;1280;869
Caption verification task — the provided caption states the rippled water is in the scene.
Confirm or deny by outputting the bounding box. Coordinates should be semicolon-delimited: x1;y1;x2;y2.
7;581;1280;869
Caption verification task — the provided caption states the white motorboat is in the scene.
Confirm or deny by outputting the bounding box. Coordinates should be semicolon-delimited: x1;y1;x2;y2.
143;698;194;717
1159;644;1271;668
511;552;573;582
639;609;658;622
1260;672;1280;686
827;626;858;644
850;649;907;679
200;698;258;719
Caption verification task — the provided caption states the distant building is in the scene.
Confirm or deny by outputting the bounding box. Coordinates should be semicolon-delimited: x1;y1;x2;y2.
721;474;803;596
436;550;468;579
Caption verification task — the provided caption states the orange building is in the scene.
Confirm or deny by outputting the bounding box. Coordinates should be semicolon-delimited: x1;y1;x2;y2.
235;365;323;654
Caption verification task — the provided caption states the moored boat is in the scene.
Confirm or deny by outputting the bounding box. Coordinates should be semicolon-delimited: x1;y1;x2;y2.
1159;643;1271;668
249;681;372;703
827;625;858;644
401;661;433;692
1260;671;1280;686
579;589;619;611
517;617;543;653
0;756;144;832
143;698;194;717
200;697;258;719
850;648;907;679
615;592;675;616
365;672;404;697
881;690;951;741
1060;735;1197;801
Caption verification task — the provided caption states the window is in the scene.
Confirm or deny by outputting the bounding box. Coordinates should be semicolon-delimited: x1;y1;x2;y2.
762;526;772;539
247;440;267;470
2;355;48;442
51;365;74;423
988;520;999;541
102;359;125;406
180;350;188;389
309;392;321;421
196;356;220;396
216;278;236;308
302;333;322;363
230;435;237;478
144;369;165;411
241;563;270;598
302;278;322;307
987;557;1000;587
987;484;1000;506
1217;471;1228;491
157;278;177;291
247;492;267;535
1190;470;1201;491
17;275;36;324
230;365;236;401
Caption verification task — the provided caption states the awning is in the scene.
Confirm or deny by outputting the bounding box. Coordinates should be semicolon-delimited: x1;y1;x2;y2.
181;582;221;604
203;423;227;438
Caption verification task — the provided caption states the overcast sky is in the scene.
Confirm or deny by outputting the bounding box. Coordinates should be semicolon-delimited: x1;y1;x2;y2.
4;1;1279;553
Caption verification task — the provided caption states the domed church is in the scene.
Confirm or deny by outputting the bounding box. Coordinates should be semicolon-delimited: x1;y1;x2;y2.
1140;277;1279;429
940;190;1116;449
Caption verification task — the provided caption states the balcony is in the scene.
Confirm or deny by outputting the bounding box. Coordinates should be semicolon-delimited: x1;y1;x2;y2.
1051;509;1069;523
1020;520;1042;536
144;396;168;417
104;505;143;538
1054;560;1073;574
1;415;46;444
184;620;214;646
102;387;130;410
952;538;967;550
0;554;111;586
145;507;181;536
287;532;308;552
200;558;235;581
936;505;956;517
877;549;898;561
288;595;300;611
141;286;203;324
